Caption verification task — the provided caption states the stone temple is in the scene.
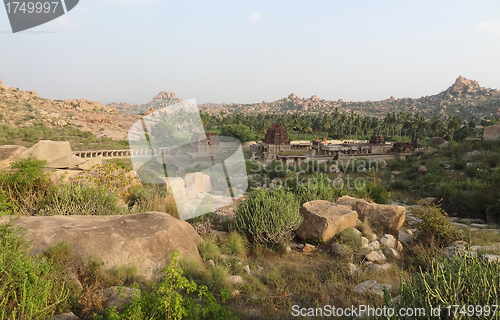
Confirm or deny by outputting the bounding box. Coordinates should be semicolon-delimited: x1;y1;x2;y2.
251;123;426;163
251;123;291;160
191;132;221;154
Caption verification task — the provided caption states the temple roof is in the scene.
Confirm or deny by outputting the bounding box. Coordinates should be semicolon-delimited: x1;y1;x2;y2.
263;123;290;145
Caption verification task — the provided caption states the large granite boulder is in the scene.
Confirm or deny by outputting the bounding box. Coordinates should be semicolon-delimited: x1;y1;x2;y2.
164;177;187;204
353;201;405;233
48;169;83;184
335;195;360;208
184;172;211;193
4;212;202;280
0;145;27;169
336;196;405;233
21;140;82;169
429;137;448;148
49;313;82;320
47;154;86;169
76;156;103;170
483;125;500;141
103;286;141;312
295;200;358;241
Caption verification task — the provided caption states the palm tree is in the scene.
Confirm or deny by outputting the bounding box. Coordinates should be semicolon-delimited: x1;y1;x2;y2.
321;114;331;132
332;108;340;136
353;115;362;138
339;113;347;136
430;117;443;137
447;115;461;142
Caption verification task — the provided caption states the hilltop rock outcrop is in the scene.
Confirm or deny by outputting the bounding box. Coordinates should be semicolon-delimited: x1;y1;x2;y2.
446;76;480;94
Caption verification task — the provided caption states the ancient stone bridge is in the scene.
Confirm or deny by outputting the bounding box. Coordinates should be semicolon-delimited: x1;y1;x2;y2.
73;148;169;159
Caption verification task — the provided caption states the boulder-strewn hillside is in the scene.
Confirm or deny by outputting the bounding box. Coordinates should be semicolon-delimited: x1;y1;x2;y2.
0;79;140;142
107;91;182;115
193;76;500;120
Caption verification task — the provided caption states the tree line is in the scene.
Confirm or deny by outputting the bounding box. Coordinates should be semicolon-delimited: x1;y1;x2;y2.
200;109;500;143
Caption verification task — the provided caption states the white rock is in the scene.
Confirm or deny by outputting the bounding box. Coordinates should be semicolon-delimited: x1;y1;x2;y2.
384;247;399;259
365;251;383;262
243;265;251;276
376;250;387;261
361;237;369;249
351;228;363;236
379;234;397;248
369;283;392;296
227;275;245;285
397;230;413;244
205;259;215;269
331;243;346;255
353;280;377;294
349;263;359;276
397;241;403;251
365;263;392;273
368;240;380;250
483;254;500;263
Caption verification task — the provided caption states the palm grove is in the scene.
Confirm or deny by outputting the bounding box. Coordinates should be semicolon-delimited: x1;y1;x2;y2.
201;109;499;143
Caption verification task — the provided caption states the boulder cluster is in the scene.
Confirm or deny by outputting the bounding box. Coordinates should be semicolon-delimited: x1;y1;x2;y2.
0;140;100;169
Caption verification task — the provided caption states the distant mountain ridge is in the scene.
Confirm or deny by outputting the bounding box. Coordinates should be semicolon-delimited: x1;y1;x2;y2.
109;76;500;120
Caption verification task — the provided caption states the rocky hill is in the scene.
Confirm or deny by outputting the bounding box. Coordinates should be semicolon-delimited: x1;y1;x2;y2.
2;75;499;147
192;76;500;120
0;79;139;142
107;91;182;115
107;76;500;120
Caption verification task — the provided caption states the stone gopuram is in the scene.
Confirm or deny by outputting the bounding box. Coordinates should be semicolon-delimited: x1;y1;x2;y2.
369;135;385;145
251;123;291;161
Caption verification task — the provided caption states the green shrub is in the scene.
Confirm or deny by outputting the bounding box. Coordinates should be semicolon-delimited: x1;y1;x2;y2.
360;181;392;204
39;183;121;216
0;157;53;215
198;238;222;262
389;179;410;190
0;191;13;216
292;173;346;204
434;178;496;217
207;265;230;294
410;202;466;247
485;151;500;168
94;251;237;320
221;231;247;257
0;224;69;319
388;159;407;171
334;228;362;251
235;188;302;247
75;164;140;201
263;160;288;179
384;254;500;319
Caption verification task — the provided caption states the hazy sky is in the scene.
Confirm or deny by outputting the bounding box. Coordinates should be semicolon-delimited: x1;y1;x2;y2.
1;0;499;105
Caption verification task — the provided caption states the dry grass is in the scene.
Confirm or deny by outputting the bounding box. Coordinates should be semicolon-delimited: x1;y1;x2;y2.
467;229;500;246
128;191;179;219
226;249;407;319
358;218;378;240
